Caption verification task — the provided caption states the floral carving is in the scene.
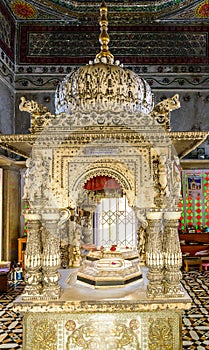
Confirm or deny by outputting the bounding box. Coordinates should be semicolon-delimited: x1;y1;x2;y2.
148;318;173;350
67;320;140;349
32;319;57;350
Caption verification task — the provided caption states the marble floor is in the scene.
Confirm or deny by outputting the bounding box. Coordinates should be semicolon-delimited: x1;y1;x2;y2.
0;271;209;349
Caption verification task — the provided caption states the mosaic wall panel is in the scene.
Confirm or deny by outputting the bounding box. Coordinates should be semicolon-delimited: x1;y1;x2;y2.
0;11;11;48
0;2;15;61
19;25;209;65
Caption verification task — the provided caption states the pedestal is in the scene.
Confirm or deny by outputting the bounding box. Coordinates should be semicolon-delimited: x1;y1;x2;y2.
14;269;191;350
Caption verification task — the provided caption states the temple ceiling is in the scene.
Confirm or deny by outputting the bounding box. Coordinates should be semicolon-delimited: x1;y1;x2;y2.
1;0;209;66
3;0;208;23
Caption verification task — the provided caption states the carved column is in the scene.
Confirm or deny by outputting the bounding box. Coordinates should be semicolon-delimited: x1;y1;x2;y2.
146;211;164;297
163;211;183;297
41;211;61;299
23;212;42;299
69;209;82;267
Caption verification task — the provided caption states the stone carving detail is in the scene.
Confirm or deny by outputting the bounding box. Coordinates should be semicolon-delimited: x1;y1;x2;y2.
55;61;154;116
19;96;55;133
134;209;148;264
69;213;82;267
23;154;52;207
23;217;42;297
19;85;185;302
32;319;57;350
150;94;180;131
163;213;183;297
81;213;93;245
148;317;173;350
170;155;182;208
146;212;164;297
69;159;136;208
66;320;140;350
41;215;61;299
58;209;71;268
152;151;179;210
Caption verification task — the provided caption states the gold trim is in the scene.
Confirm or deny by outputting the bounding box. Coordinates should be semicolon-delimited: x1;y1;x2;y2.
95;2;114;64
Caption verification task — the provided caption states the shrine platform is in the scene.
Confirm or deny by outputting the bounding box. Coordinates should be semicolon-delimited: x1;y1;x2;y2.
14;268;191;350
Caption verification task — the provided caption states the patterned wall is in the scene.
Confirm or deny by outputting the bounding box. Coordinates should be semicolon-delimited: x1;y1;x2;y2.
0;2;15;61
18;25;209;65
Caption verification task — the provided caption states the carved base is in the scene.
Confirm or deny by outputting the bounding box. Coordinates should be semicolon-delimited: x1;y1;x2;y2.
22;285;42;299
164;269;183;297
42;285;62;300
146;268;164;298
146;284;165;298
14;270;191;350
164;283;185;298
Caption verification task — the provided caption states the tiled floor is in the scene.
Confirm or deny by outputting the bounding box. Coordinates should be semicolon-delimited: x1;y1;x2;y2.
0;271;209;349
181;271;209;350
0;282;24;349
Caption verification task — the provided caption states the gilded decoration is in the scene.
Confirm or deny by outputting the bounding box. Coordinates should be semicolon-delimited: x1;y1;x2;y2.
19;97;54;134
66;319;140;350
148;318;174;350
32;319;57;350
16;308;186;350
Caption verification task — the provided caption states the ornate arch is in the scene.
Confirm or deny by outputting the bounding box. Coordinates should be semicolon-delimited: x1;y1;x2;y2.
71;160;136;207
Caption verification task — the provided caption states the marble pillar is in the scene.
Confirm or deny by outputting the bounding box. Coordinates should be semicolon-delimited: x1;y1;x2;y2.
146;211;164;297
163;211;183;297
41;211;61;299
23;212;42;298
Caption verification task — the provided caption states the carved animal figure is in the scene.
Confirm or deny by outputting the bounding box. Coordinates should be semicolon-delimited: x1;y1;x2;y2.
19;96;54;133
150;94;180;131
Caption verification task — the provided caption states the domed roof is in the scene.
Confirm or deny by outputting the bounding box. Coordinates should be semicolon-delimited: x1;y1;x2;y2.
55;2;154;116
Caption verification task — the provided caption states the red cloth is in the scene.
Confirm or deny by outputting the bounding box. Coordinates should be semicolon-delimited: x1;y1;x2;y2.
84;176;121;191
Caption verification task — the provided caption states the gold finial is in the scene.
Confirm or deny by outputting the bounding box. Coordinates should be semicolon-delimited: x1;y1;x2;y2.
96;2;114;64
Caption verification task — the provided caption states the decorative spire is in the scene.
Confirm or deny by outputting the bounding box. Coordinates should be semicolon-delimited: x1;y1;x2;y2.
96;2;114;64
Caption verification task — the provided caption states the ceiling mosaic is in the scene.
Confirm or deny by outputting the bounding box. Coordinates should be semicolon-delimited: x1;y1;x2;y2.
19;25;208;65
1;0;209;69
3;0;209;23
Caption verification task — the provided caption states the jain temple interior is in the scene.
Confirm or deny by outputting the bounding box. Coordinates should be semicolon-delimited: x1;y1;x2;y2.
1;1;209;349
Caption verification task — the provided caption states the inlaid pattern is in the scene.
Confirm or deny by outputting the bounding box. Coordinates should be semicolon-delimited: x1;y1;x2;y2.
27;31;207;58
0;282;24;349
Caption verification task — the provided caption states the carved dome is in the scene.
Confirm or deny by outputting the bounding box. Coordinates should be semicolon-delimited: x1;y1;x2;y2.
55;2;154;116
